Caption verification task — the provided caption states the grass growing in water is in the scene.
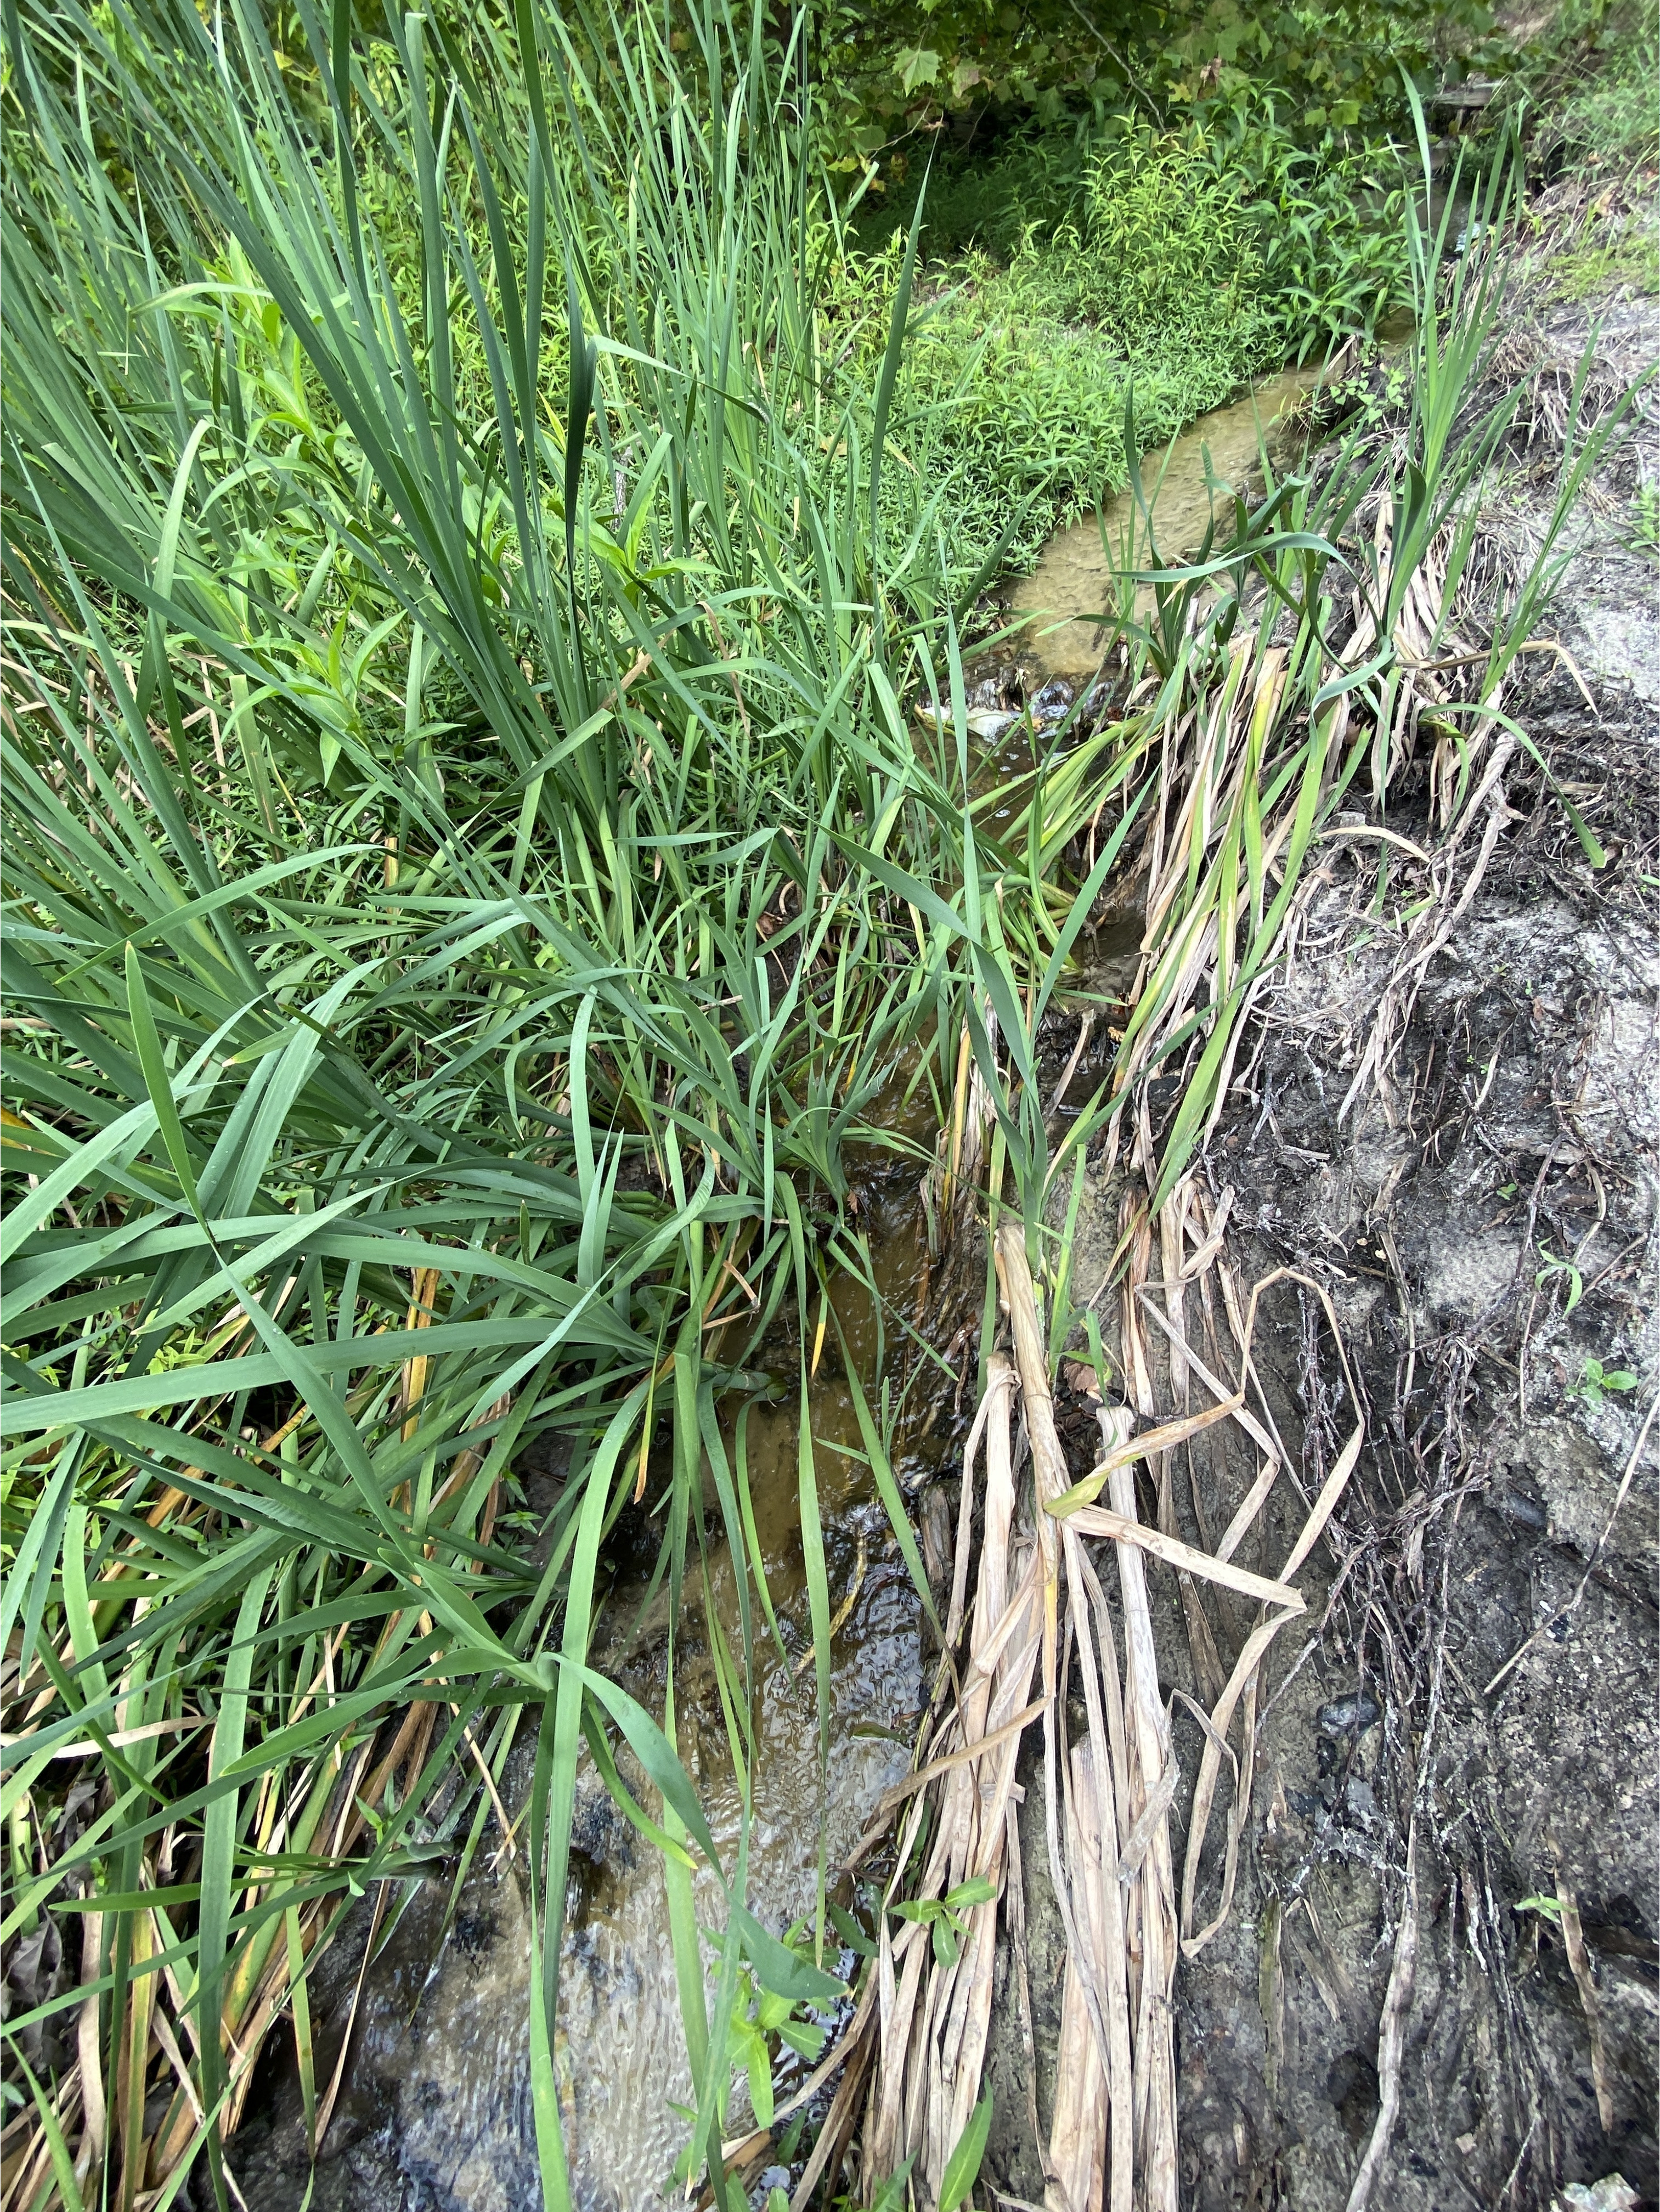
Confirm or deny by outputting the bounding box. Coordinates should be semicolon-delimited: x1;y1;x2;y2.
0;2;1121;2200
0;6;1636;2209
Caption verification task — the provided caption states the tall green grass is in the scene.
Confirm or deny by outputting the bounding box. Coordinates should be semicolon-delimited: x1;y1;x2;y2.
0;1;1127;2202
0;4;1632;2204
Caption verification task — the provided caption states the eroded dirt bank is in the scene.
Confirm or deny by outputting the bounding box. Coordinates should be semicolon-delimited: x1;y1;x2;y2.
976;280;1659;2203
1004;868;1658;2211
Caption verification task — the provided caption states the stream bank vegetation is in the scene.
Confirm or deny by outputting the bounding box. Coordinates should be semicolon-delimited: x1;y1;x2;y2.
0;1;1651;2209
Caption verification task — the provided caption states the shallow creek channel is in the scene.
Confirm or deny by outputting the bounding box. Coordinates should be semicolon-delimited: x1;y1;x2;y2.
234;1096;982;2211
233;361;1358;2212
1009;362;1335;679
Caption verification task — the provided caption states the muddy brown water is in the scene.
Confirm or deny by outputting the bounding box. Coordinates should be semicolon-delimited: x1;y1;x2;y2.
233;1107;981;2210
1008;363;1335;680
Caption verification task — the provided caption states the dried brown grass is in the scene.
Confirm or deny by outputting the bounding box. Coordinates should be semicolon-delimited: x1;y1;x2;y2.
840;1199;1362;2211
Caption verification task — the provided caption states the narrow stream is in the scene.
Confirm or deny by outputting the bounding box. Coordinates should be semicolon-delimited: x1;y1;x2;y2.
1009;360;1334;678
240;1126;974;2210
311;1498;925;2212
236;351;1339;2212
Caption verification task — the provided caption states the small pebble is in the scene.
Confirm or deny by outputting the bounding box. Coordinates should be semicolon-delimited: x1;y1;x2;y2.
1345;1775;1379;1822
1317;1692;1381;1738
1497;1487;1548;1531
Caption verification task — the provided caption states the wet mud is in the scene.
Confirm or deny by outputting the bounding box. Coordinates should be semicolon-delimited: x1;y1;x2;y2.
978;674;1659;2210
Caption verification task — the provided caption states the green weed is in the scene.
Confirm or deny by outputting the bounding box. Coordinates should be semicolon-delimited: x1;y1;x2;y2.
1571;1354;1640;1403
940;2089;993;2210
1550;215;1660;301
1546;0;1660;164
1536;1243;1586;1310
1515;1892;1566;1923
889;1872;1000;1966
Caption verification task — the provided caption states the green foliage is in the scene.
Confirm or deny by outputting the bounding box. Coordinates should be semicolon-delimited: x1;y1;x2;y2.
1060;103;1415;355
890;1872;1000;1965
884;286;1245;575
724;1947;829;2129
5;0;1228;2195
1515;1892;1565;1923
1190;100;1417;348
2;2;1640;2203
939;2087;993;2212
859;123;1098;261
812;0;1503;167
814;0;1143;156
859;2159;917;2212
1533;0;1660;166
1549;213;1660;300
1535;1243;1586;1311
1070;122;1278;359
1571;1355;1640;1404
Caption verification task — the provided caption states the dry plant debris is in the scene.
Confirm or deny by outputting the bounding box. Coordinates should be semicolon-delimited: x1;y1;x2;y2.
846;1208;1372;2212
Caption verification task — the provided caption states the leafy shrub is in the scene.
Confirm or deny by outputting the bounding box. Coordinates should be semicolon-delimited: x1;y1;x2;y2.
1194;101;1414;351
1009;103;1413;360
812;0;1502;169
1070;122;1278;368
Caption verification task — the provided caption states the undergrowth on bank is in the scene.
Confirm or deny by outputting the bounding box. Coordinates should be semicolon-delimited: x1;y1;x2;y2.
843;0;1657;572
1526;0;1660;167
0;1;1641;2207
839;92;1428;570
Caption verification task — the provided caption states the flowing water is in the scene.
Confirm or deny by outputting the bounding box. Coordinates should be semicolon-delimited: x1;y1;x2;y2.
1008;360;1334;679
290;1534;923;2212
239;1136;974;2212
236;354;1333;2212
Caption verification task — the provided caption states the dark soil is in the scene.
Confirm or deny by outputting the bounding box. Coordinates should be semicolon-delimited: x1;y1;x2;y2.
980;662;1659;2210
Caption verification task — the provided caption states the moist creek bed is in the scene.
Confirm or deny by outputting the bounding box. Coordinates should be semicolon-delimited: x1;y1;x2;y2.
228;337;1659;2212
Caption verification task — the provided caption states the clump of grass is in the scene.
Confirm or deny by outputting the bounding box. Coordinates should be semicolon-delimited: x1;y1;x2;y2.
1549;208;1660;298
0;2;1063;2201
1544;0;1660;165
